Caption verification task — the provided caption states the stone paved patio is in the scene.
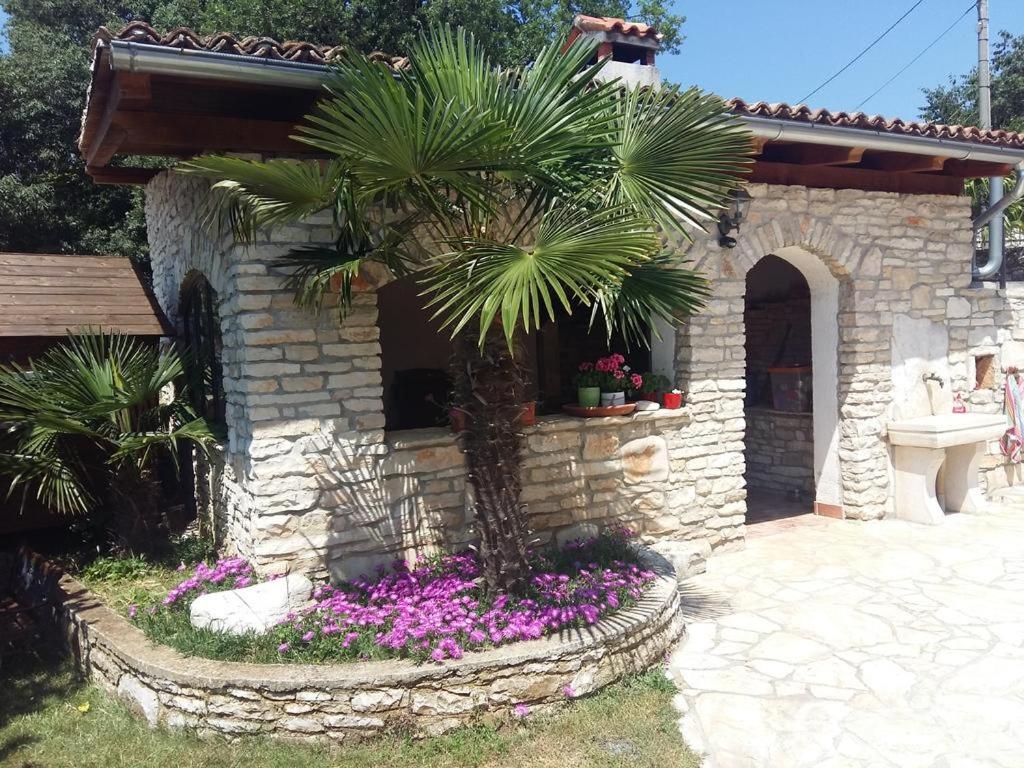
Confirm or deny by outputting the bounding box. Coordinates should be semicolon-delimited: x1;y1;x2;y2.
669;497;1024;768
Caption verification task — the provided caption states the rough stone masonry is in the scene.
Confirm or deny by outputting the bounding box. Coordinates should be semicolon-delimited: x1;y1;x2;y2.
145;171;1024;580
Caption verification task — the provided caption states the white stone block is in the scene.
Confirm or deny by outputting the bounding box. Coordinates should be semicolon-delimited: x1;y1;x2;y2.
190;574;313;634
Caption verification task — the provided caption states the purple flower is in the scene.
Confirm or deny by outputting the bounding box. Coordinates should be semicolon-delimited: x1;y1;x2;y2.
142;527;654;664
127;605;137;619
513;703;530;718
563;685;576;699
176;562;186;572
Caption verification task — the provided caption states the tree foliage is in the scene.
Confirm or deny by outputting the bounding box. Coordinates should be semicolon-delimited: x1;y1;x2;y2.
921;30;1024;227
0;0;684;258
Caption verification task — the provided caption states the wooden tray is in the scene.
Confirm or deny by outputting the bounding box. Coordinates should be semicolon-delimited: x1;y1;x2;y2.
562;403;637;418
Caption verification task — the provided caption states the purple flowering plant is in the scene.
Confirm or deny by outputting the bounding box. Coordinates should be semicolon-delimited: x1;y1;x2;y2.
130;526;655;666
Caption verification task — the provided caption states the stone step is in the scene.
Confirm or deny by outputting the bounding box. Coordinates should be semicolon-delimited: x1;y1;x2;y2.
650;540;711;580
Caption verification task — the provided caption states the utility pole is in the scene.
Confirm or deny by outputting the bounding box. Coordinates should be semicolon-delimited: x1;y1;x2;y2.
978;0;1005;285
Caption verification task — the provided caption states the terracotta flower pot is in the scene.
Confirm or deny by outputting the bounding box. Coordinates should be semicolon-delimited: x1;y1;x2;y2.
578;386;601;408
662;392;683;410
518;401;537;427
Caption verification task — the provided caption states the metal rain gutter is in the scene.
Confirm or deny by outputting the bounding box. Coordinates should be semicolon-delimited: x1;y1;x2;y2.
107;39;332;90
743;115;1024;166
972;162;1024;280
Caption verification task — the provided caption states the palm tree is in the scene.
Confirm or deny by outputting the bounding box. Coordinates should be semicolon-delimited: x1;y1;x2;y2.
0;332;215;554
179;27;751;591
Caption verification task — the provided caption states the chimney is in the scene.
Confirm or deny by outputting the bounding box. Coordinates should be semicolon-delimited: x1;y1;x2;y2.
566;15;662;89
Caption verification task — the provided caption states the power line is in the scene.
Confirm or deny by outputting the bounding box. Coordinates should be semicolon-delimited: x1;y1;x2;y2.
854;2;977;113
798;0;928;104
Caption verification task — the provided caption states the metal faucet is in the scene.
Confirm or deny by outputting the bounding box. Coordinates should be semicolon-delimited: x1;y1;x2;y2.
922;372;945;389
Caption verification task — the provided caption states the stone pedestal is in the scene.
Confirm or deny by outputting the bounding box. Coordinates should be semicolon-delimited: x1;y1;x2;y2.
888;414;1006;524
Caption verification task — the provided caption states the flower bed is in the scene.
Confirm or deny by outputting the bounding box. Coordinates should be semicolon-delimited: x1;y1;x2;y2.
133;528;657;665
10;542;682;741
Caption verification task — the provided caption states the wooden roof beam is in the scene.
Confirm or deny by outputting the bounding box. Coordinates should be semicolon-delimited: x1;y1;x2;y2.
110;112;310;157
860;152;949;173
941;159;1015;178
749;160;963;196
767;144;866;166
84;72;153;168
86;166;162;185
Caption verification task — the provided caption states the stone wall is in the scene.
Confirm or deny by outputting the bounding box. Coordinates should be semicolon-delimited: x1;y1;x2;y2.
673;183;1020;522
12;548;682;741
380;409;717;575
744;408;815;498
146;171;721;580
145;171;1024;580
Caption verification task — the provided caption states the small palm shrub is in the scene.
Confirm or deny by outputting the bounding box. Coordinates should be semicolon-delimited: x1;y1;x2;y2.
0;332;215;553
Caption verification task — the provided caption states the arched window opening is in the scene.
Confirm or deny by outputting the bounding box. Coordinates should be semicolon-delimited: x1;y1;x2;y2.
180;274;225;429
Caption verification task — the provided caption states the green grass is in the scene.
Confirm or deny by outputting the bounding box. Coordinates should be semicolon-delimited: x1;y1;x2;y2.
0;631;698;768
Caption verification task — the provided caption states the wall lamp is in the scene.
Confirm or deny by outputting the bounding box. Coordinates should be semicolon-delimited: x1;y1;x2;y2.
717;189;753;248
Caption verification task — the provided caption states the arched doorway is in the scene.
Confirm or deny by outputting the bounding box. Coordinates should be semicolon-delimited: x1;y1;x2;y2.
743;247;842;524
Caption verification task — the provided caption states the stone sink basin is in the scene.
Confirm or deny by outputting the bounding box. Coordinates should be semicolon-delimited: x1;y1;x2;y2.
887;413;1006;524
887;413;1006;449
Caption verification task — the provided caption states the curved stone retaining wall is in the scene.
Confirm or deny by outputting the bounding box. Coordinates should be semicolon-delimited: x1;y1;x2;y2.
12;548;682;741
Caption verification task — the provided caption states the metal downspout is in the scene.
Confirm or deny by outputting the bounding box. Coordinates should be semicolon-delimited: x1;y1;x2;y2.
973;163;1024;280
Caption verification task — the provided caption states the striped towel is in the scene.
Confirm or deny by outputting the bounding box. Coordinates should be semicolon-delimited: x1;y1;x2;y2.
1000;374;1024;464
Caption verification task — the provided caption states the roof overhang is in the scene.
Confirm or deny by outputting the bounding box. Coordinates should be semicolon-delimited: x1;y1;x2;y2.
79;33;1024;195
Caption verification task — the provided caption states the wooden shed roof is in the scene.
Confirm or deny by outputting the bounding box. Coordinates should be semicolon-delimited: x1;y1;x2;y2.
0;254;173;338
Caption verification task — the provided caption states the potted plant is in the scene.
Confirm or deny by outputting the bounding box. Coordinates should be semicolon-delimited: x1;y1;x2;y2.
575;362;602;408
595;353;631;406
663;389;684;409
632;371;670;402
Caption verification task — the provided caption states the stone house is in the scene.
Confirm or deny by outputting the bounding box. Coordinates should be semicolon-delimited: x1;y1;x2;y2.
77;17;1024;579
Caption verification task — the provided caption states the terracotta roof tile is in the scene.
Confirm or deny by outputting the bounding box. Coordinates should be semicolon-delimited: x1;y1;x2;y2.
95;21;410;70
727;98;1024;151
93;23;1024;153
572;14;663;41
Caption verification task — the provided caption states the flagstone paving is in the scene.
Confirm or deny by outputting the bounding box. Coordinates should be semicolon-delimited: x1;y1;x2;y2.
669;499;1024;768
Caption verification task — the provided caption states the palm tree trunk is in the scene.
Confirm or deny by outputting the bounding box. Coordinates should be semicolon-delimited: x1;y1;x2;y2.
452;323;532;593
108;463;168;556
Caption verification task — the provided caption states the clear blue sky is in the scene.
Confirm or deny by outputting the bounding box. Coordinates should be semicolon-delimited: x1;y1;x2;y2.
661;0;1024;120
1;2;1022;121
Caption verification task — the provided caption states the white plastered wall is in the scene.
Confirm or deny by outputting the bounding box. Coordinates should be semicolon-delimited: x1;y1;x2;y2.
773;245;843;508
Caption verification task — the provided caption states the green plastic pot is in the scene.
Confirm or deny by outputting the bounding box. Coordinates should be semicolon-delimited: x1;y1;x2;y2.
578;386;601;408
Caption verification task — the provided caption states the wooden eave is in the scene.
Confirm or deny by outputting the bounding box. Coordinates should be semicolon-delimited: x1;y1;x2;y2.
80;45;322;185
78;45;1014;196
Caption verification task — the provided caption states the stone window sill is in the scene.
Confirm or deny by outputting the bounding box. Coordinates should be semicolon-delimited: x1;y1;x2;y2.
386;407;691;451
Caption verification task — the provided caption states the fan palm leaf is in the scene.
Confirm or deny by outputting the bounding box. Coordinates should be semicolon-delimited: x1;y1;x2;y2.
0;333;215;523
424;201;659;347
604;84;753;233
